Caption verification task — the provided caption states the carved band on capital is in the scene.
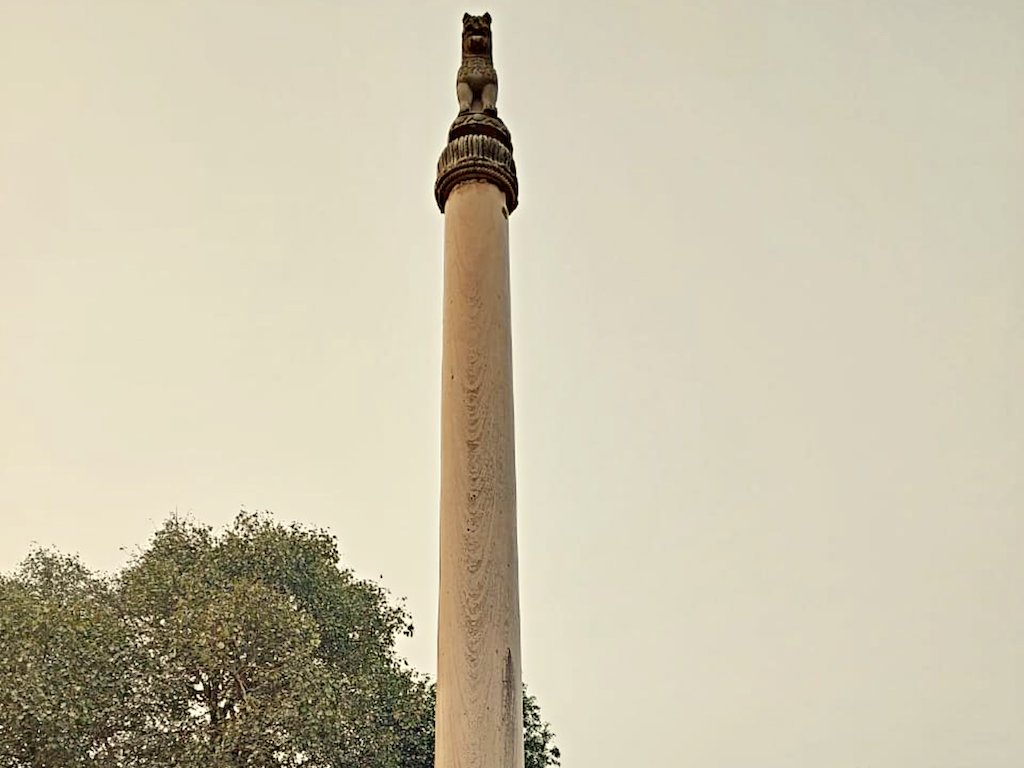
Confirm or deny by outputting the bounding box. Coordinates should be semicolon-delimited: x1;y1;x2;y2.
435;124;518;214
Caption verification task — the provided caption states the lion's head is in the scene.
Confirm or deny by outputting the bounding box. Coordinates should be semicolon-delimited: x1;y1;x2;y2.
462;12;492;57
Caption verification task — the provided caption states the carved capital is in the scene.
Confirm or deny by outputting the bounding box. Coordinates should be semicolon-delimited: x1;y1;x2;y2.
435;14;518;214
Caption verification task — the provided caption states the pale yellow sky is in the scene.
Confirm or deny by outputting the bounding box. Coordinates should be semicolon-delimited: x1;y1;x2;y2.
2;2;1022;766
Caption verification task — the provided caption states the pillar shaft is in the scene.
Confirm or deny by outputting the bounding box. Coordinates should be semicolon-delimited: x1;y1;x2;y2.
436;181;522;768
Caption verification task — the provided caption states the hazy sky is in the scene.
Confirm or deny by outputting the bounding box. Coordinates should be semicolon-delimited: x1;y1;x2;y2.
2;1;1022;766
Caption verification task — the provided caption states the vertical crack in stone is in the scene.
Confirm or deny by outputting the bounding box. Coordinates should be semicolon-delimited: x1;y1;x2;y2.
502;648;517;763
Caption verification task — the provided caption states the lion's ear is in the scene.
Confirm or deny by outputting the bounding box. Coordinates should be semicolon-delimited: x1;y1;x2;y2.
463;12;471;23
483;12;492;23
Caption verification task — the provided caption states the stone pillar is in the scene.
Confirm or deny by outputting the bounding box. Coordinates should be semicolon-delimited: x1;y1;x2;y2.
434;12;523;768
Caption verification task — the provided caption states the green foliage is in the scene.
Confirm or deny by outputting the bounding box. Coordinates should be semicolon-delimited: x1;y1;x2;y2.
523;686;561;768
0;513;559;768
0;551;142;767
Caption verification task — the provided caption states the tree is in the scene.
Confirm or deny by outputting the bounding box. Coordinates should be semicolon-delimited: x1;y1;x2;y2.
0;551;142;767
0;512;560;768
523;686;561;768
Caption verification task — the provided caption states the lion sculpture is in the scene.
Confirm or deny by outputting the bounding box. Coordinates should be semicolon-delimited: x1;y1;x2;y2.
457;13;498;115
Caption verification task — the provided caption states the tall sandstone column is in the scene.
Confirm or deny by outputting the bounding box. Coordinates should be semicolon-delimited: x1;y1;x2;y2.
434;12;523;768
